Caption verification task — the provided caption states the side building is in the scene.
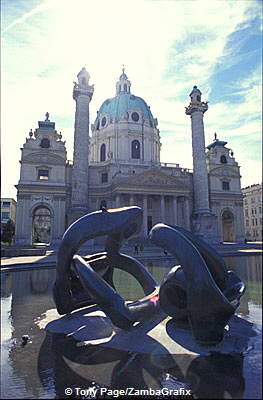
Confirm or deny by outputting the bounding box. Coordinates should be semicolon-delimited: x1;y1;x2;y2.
242;183;262;242
1;198;17;236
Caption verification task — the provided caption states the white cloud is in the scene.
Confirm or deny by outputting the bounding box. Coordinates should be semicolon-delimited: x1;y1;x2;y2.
2;0;51;33
1;0;261;197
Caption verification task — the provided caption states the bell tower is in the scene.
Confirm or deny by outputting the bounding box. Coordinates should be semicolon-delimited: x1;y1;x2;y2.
70;67;94;223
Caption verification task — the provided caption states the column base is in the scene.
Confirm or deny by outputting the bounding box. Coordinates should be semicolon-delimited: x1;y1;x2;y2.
191;212;220;244
68;206;89;226
235;235;246;244
15;237;31;246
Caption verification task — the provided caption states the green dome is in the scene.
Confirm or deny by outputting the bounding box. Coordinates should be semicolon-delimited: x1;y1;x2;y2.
95;92;155;125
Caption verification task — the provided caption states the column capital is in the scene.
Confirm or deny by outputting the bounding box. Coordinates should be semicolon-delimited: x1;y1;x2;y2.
185;102;208;115
73;86;94;101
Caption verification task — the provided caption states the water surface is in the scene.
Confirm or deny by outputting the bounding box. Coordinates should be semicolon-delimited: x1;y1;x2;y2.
1;256;262;399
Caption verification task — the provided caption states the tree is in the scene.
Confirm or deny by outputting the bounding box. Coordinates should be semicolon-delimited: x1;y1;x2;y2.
2;219;15;245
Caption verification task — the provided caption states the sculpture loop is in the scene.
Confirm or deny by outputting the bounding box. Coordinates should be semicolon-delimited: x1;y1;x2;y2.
53;207;245;346
150;223;245;345
53;206;159;329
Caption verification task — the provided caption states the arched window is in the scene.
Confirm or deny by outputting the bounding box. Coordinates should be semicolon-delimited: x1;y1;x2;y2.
33;206;51;244
220;155;227;164
197;95;201;102
124;84;127;92
131;140;140;159
82;77;86;85
100;143;106;161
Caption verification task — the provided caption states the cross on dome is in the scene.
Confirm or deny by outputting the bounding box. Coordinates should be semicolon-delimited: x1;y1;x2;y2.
119;65;128;81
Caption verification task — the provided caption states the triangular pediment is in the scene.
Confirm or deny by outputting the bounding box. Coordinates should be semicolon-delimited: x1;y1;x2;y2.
116;168;189;190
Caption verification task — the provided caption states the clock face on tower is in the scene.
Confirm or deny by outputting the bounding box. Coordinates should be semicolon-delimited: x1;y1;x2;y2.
40;138;50;148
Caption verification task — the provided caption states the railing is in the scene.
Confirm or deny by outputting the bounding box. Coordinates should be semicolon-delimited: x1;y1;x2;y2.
161;162;193;173
69;159;193;173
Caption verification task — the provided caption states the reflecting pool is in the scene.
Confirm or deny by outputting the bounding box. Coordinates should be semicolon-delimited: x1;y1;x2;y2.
1;256;262;399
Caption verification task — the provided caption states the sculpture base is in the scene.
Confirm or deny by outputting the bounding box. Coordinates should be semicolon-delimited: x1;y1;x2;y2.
192;213;219;244
40;306;255;356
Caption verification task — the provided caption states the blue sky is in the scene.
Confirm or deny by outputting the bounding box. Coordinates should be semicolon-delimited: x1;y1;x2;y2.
1;0;262;198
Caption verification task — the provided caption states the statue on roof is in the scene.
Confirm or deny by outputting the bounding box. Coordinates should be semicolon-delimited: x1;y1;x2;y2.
45;112;50;121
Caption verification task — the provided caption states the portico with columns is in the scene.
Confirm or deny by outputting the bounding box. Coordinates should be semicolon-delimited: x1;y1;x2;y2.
114;193;190;235
87;168;191;240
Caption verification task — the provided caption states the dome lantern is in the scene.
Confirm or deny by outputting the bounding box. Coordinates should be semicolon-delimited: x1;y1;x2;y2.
116;66;131;95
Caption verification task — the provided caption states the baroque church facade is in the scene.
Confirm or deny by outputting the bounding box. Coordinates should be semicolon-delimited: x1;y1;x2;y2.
15;68;245;245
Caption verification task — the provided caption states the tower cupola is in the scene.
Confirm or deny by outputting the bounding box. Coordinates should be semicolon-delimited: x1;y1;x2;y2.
116;67;131;95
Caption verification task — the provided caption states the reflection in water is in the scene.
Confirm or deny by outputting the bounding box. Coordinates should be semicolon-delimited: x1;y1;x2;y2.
186;353;244;399
3;269;56;399
0;256;262;399
1;273;13;298
225;256;262;322
36;332;245;399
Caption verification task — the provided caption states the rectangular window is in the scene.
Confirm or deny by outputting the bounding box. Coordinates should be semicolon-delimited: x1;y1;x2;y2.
246;219;249;226
1;212;10;220
244;199;247;205
101;172;108;183
222;181;230;190
245;209;248;217
2;201;10;207
38;169;49;180
251;197;255;203
259;207;262;214
255;218;258;226
252;219;255;226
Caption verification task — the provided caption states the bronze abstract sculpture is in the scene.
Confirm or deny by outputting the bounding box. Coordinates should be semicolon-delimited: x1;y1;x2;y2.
53;206;245;346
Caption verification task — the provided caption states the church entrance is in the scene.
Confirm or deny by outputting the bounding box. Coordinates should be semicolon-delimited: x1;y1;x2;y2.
222;210;235;242
32;206;51;244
